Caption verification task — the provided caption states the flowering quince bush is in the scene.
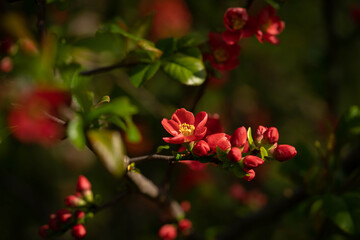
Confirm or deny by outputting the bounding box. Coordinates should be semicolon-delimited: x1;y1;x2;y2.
1;0;360;239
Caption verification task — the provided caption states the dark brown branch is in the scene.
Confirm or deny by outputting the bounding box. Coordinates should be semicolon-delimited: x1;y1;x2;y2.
35;0;46;41
92;191;128;213
129;154;176;164
80;62;129;76
245;0;254;10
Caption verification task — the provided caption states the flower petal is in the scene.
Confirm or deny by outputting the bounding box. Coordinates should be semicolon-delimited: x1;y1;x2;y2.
161;119;180;136
163;134;185;144
172;108;195;125
222;30;242;45
263;34;279;45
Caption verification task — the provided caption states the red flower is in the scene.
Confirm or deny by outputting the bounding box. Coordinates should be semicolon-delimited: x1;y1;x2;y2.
192;140;210;156
274;144;297;161
76;175;92;193
243;169;255;181
230;126;247;147
56;209;72;224
72;224;87;240
263;127;279;144
206;32;241;71
222;8;248;45
162;108;208;144
254;125;267;145
178;219;192;234
180;200;191;212
0;57;13;73
182;160;207;171
206;133;231;152
7;87;70;145
243;155;264;169
255;6;285;45
38;225;50;238
227;147;242;163
158;224;177;240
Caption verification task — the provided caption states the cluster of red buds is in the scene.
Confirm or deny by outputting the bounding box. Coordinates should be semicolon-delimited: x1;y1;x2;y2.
39;176;94;239
162;108;297;181
205;5;285;71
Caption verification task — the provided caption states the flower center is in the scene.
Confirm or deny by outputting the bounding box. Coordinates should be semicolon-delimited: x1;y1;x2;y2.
213;48;228;63
231;16;246;30
179;123;195;137
261;20;271;33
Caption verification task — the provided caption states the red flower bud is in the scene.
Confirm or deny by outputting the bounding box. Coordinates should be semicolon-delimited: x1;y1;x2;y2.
158;224;177;240
206;133;231;152
263;127;279;144
243;169;255;181
254;125;267;144
242;141;250;153
65;195;86;207
76;175;91;193
230;126;247;147
178;219;192;234
192;140;210;156
227;147;242;162
180;200;191;213
0;57;13;73
243;155;264;169
56;209;72;224
274;144;297;162
38;224;50;238
72;224;87;240
75;210;85;220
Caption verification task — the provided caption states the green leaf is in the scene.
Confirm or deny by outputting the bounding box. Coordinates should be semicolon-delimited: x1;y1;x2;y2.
323;194;355;234
265;0;281;9
156;38;177;58
247;127;255;149
87;97;138;122
67;114;86;150
96;96;110;106
125;117;141;143
161;54;206;86
107;116;127;131
216;147;228;162
260;146;268;160
87;129;127;178
157;145;170;153
177;33;206;49
129;61;161;87
232;164;247;178
180;47;202;60
73;90;94;113
125;49;159;64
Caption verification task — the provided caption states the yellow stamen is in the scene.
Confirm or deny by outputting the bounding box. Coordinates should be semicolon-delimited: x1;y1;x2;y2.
179;123;195;137
213;48;228;63
231;16;245;30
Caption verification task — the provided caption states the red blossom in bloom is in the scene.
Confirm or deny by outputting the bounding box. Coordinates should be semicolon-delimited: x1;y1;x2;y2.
192;140;210;156
263;127;279;144
178;219;192;234
206;133;231;152
72;224;87;240
274;144;297;162
205;114;224;136
255;6;285;45
230;126;247;147
243;155;264;169
158;224;177;240
162;108;208;144
205;32;240;71
243;169;255;181
228;147;242;163
7;87;70;145
38;224;50;238
76;175;92;193
222;8;248;44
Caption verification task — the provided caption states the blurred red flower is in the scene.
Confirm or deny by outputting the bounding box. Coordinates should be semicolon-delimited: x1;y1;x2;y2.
255;6;285;45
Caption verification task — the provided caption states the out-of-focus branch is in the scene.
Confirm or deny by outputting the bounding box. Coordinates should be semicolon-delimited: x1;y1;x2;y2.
245;0;254;10
127;171;184;221
128;154;176;164
217;188;307;240
35;0;46;41
80;62;130;76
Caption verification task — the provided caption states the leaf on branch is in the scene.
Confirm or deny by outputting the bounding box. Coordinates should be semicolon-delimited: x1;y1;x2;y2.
96;96;111;106
247;127;256;150
67;114;86;150
157;145;170;153
124;117;141;143
129;61;161;87
177;33;207;49
216;147;228;162
161;53;206;86
87;129;127;178
260;146;268;160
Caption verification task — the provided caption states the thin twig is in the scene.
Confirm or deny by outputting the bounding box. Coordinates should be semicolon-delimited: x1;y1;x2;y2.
35;0;46;41
129;154;176;164
80;62;129;76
